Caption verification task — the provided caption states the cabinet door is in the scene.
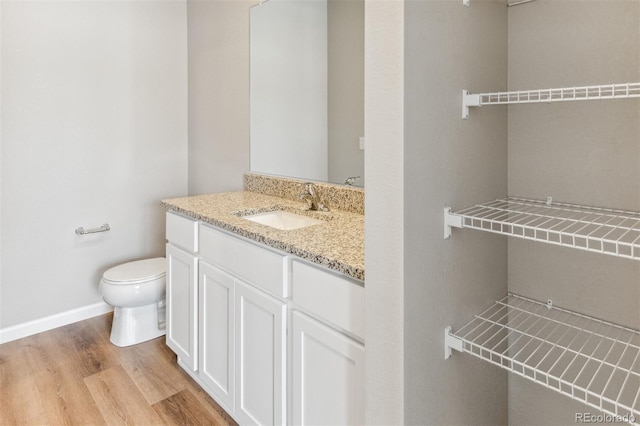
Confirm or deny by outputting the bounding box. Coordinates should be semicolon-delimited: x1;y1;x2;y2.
291;311;364;426
166;244;198;371
235;280;286;426
199;261;235;411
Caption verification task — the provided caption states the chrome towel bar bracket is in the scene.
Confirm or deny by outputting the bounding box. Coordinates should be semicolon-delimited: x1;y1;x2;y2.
75;223;110;235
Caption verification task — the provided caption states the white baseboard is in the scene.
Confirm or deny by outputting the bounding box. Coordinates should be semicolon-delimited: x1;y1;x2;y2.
0;302;114;344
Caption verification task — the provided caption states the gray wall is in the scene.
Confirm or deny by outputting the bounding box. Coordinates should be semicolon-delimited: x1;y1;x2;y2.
507;1;640;424
187;0;253;195
404;1;508;424
1;0;188;330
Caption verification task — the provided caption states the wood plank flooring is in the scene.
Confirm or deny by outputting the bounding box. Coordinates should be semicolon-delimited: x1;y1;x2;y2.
0;313;236;426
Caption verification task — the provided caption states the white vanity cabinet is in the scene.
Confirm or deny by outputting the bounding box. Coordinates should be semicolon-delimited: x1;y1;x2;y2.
198;261;235;410
291;311;364;426
165;212;199;372
199;224;287;425
198;259;287;425
289;259;365;426
165;212;364;426
234;280;286;426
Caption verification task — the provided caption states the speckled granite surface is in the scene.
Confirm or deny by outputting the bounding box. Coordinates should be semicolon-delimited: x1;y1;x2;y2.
244;173;364;214
161;191;364;281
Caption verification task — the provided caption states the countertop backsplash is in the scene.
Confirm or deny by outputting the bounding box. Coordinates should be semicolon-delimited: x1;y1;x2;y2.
243;173;364;215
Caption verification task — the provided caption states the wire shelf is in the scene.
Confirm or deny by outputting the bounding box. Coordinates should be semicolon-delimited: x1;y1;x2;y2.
481;82;640;105
445;197;640;261
447;294;640;424
462;82;640;118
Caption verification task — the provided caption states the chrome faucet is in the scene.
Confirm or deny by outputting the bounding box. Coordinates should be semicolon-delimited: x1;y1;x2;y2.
299;183;329;211
344;176;361;186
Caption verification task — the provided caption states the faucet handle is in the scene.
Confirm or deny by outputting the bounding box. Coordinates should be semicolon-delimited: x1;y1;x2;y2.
299;182;314;209
298;182;313;198
298;182;329;211
344;176;361;186
316;202;330;212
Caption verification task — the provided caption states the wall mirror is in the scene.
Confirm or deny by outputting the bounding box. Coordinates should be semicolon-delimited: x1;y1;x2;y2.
250;0;365;187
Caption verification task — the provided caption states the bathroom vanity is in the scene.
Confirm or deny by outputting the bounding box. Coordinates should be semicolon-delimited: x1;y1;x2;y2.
162;179;364;426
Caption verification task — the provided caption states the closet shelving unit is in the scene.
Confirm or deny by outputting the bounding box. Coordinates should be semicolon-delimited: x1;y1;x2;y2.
445;294;640;422
446;82;640;424
444;197;640;260
462;82;640;119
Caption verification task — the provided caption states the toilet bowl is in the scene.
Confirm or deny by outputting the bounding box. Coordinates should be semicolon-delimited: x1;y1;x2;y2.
100;257;166;347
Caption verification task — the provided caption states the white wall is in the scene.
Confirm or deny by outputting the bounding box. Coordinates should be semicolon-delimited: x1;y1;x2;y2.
364;1;404;424
0;2;3;316
0;0;188;335
187;0;253;195
250;0;328;182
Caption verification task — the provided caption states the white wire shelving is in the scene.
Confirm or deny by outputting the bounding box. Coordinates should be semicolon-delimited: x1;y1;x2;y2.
445;294;640;424
444;197;640;261
462;82;640;118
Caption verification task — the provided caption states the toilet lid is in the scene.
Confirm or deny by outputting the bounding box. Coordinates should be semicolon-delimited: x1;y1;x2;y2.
103;257;166;284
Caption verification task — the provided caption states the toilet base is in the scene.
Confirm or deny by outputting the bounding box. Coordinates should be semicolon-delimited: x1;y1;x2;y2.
110;302;166;347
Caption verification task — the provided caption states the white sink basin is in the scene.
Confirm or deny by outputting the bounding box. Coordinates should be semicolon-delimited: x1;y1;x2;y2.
242;210;324;231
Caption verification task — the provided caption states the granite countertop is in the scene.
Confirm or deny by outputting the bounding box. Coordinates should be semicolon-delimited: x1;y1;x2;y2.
161;191;364;281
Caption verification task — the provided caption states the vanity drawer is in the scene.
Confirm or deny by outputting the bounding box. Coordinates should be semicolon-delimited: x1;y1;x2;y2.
199;225;287;298
166;212;199;253
291;260;364;340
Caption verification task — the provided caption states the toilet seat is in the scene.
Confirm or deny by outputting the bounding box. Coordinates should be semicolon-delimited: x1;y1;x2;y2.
103;257;166;285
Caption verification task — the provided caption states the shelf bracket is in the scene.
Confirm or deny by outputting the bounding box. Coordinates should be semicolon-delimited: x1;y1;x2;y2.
444;207;463;239
445;326;463;360
462;90;481;119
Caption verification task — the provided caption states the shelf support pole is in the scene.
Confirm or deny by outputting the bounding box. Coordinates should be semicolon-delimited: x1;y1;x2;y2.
444;207;463;239
462;90;481;119
445;326;463;360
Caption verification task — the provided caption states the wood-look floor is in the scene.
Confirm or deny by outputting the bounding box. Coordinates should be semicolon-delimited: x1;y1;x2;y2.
0;313;237;426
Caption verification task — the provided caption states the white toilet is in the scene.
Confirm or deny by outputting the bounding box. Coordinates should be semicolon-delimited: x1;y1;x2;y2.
100;257;167;347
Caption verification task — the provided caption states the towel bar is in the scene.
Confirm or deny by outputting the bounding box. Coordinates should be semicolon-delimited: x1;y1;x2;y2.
75;223;110;235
